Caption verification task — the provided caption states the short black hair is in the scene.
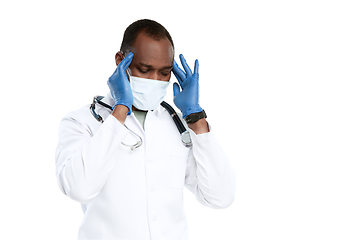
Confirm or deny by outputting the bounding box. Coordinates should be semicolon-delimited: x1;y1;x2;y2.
120;19;174;55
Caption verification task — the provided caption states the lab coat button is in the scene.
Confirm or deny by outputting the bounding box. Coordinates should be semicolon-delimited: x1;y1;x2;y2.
152;216;157;221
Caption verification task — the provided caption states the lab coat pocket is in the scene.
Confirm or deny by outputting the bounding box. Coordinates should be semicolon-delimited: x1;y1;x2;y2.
171;147;189;190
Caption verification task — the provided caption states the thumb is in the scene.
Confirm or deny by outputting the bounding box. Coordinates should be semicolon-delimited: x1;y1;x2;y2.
173;82;181;97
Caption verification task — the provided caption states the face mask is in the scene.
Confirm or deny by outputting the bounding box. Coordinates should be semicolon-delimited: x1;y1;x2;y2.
129;76;170;111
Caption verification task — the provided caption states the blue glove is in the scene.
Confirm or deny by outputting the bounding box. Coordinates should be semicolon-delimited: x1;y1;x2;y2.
172;54;203;119
107;52;134;114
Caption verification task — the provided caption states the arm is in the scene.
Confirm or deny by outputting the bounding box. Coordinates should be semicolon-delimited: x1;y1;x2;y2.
56;52;134;204
172;55;236;208
185;127;236;209
112;105;129;124
188;118;209;134
55;112;129;204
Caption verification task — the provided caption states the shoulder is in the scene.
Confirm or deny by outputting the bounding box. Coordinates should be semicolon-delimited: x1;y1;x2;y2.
63;94;113;124
60;96;112;136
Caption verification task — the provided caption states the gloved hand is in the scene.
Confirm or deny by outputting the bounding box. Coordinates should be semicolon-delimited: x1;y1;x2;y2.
172;54;203;118
107;52;134;114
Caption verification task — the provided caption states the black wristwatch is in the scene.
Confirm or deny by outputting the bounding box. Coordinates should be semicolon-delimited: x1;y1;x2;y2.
185;110;207;124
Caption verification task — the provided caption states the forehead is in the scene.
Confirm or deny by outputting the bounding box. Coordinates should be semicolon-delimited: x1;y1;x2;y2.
131;32;174;68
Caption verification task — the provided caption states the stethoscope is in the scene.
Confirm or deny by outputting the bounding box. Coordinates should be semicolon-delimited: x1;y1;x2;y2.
90;96;192;150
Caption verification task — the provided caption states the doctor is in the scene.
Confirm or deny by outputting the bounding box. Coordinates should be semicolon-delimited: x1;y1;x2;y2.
56;19;236;240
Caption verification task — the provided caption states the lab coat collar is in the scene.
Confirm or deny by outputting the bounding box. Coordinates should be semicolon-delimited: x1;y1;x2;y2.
103;92;115;107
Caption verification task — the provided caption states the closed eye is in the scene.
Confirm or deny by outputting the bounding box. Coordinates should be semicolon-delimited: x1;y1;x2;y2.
161;71;171;76
138;68;149;74
161;67;173;76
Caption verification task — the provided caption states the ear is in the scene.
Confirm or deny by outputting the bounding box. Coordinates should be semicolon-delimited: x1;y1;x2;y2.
115;51;124;66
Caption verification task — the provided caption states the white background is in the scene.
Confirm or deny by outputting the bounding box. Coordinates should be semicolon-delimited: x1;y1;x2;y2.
1;0;359;239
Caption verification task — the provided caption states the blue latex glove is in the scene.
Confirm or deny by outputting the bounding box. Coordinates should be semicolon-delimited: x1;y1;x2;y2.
172;54;203;119
107;52;134;114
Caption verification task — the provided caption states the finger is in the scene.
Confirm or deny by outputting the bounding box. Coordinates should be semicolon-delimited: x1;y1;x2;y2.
173;82;181;97
194;59;199;77
179;54;193;76
120;52;134;69
172;60;186;82
123;52;134;69
172;69;182;83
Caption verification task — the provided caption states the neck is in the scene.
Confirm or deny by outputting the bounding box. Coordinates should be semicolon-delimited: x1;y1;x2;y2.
132;106;147;112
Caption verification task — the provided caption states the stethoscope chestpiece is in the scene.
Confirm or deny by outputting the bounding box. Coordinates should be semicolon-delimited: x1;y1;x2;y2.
181;131;193;148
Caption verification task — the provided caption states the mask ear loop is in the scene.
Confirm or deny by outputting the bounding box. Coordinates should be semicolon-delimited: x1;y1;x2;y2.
121;67;142;150
118;56;141;150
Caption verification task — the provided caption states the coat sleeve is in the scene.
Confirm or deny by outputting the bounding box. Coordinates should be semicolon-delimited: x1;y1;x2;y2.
55;111;129;204
184;126;236;209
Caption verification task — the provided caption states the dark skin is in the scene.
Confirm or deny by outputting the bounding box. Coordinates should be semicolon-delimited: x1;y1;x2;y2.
112;32;209;134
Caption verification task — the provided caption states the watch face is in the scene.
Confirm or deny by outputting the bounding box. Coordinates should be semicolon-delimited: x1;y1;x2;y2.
186;115;195;123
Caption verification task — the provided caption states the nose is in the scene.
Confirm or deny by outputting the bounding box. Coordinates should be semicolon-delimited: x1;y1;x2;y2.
148;71;162;81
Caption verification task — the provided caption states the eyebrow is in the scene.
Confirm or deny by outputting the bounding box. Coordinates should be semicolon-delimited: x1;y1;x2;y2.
139;62;173;70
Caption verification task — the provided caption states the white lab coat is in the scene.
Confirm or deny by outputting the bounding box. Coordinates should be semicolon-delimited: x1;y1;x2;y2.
55;93;236;240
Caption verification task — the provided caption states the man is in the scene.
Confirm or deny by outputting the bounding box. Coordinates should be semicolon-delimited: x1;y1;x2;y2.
56;19;236;240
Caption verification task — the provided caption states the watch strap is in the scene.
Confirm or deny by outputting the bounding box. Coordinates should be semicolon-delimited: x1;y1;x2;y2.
185;110;207;124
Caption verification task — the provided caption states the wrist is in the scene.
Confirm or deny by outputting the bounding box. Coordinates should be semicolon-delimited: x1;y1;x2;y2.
188;118;209;134
112;104;129;125
182;106;203;119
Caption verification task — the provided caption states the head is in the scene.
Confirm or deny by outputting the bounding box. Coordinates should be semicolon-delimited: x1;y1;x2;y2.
115;19;174;82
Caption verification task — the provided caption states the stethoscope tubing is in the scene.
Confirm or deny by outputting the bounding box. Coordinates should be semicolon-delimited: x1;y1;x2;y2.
90;96;192;149
160;101;186;134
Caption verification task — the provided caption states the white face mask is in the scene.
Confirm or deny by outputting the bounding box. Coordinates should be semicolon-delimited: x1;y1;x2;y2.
129;76;170;111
